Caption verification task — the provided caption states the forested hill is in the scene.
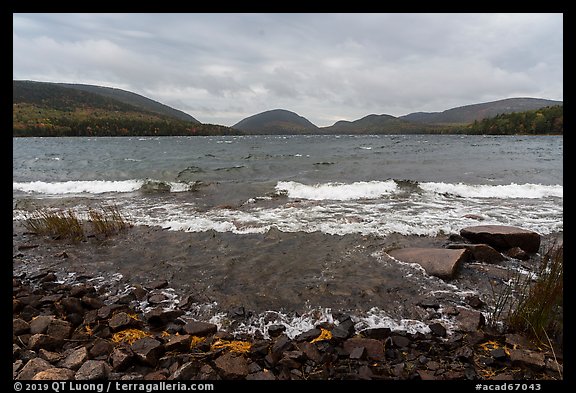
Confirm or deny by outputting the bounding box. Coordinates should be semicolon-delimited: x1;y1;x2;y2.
13;80;239;137
459;105;563;135
55;83;200;123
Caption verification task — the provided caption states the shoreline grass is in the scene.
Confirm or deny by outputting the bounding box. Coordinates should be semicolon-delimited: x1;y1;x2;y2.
22;205;131;241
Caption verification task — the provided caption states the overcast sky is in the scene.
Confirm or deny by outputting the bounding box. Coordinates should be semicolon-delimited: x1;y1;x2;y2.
13;13;563;127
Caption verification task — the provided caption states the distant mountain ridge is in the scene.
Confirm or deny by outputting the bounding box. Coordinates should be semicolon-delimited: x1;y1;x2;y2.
232;109;319;134
399;97;562;125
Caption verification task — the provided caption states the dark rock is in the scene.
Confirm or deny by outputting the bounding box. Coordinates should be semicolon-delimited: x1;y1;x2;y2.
418;299;440;310
109;312;139;331
13;318;30;335
111;348;134;371
349;346;366;360
46;318;72;341
509;349;545;369
58;346;89;370
165;334;192;352
70;284;96;298
148;293;167;304
147;280;168;290
131;337;164;366
198;364;219;380
417;369;439;380
428;322;447;337
39;294;63;304
361;327;392;339
391;335;411;349
460;225;541;253
296;341;322;363
454;345;474;362
248;340;270;357
214;352;249;379
29;315;54;334
16;358;52;380
505;247;530;260
170;361;199;380
331;318;355;340
32;368;76;380
183;320;217;336
455;307;485;332
82;295;105;309
144;370;167;380
28;334;60;351
89;339;115;358
272;335;293;355
343;338;385;361
446;243;506;263
38;349;63;364
146;307;185;327
60;297;84;314
387;247;469;279
465;295;485;309
296;328;321;342
75;360;110;380
131;285;148;300
491;348;508;360
246;369;277;380
267;324;286;337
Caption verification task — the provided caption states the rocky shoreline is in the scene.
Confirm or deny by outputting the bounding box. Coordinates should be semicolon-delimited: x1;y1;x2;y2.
13;224;563;381
13;271;562;381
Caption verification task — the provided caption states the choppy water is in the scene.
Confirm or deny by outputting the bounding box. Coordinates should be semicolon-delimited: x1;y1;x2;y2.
13;134;563;236
13;134;563;337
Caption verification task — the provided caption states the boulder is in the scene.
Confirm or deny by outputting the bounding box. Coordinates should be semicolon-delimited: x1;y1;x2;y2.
460;225;541;253
75;360;110;380
387;248;469;279
214;352;249;379
131;337;164;366
32;367;76;380
343;338;385;361
183;320;217;336
446;243;506;263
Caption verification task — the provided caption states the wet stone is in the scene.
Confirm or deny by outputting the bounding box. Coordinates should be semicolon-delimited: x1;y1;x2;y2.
214;352;249;380
32;368;76;380
183;320;217;336
296;328;321;342
75;360;110;380
131;337;164;366
13;318;30;335
428;322;447;337
267;324;286;337
16;358;52;380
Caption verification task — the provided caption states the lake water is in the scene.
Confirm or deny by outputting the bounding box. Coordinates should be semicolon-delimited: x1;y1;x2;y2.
13;134;563;236
12;134;563;337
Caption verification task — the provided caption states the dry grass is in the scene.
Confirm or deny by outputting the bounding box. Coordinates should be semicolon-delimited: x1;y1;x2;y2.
22;205;131;241
487;240;563;344
507;241;563;343
22;208;84;241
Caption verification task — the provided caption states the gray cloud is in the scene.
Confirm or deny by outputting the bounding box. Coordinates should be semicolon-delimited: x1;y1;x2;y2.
13;13;563;127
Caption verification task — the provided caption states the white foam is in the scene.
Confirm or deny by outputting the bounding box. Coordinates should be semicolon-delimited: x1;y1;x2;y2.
13;180;144;194
420;182;563;199
12;179;196;195
275;180;397;201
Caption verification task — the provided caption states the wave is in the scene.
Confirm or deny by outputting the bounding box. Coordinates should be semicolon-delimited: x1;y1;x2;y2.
275;180;562;201
276;180;398;201
12;179;197;195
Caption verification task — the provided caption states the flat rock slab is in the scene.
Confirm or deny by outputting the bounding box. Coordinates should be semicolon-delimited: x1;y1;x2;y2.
387;248;469;280
460;225;541;253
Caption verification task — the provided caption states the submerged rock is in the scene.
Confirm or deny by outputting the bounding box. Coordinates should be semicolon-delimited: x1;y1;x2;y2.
387;248;469;279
